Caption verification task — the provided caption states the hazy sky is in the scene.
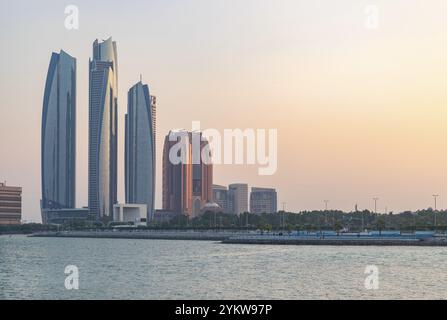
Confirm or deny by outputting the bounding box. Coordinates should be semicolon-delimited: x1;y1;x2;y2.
1;0;447;222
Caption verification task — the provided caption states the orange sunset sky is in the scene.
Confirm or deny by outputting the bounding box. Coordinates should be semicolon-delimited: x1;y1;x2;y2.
1;0;447;222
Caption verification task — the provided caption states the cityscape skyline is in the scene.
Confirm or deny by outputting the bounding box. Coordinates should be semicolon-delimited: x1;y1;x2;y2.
2;1;447;304
2;1;447;222
37;37;279;225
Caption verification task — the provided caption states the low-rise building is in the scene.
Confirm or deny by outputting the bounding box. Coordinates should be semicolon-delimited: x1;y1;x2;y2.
113;203;147;226
0;182;22;225
41;207;90;225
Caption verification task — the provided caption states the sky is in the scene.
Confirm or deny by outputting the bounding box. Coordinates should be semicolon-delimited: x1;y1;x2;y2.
1;0;447;222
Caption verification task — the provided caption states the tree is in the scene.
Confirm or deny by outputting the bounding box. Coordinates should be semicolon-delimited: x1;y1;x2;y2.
376;218;386;235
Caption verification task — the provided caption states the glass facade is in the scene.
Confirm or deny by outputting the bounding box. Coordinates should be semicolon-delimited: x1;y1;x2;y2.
125;81;156;222
162;130;213;217
88;38;118;222
41;50;76;215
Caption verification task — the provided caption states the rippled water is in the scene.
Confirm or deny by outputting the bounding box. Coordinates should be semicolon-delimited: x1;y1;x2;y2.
1;235;446;299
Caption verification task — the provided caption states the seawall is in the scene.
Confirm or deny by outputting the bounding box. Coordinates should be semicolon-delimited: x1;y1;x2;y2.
30;230;232;241
222;237;447;246
29;230;447;246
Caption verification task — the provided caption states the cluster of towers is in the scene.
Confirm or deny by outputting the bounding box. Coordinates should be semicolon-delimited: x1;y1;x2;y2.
41;37;156;224
40;36;277;225
40;37;217;225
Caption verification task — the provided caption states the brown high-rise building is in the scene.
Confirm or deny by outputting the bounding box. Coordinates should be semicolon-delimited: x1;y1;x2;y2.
162;130;213;218
0;182;22;225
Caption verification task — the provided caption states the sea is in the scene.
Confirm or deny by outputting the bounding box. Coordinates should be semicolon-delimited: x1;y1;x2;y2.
1;235;446;299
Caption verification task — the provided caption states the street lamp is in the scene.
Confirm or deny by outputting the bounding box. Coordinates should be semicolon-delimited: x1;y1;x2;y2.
432;194;439;232
324;200;329;225
372;197;379;230
281;202;287;230
355;203;365;232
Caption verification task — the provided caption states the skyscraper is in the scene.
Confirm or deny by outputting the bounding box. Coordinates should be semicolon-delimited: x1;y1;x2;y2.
88;37;118;222
162;130;213;218
41;50;76;216
162;129;189;216
250;187;277;214
228;183;248;214
125;81;156;222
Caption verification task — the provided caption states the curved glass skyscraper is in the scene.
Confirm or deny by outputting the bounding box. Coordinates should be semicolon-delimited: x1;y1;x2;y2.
125;81;156;222
88;37;118;222
41;50;76;216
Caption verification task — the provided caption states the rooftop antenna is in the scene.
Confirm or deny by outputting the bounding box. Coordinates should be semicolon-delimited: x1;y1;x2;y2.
140;74;142;82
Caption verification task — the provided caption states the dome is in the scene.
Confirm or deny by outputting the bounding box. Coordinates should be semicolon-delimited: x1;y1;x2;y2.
203;202;220;209
201;202;223;214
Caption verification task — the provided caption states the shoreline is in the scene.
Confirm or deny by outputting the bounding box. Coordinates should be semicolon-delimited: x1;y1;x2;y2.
29;230;233;241
0;232;33;236
28;230;447;246
222;238;447;246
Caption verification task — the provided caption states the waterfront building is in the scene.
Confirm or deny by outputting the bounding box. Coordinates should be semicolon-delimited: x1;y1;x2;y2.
249;187;277;214
0;182;22;225
88;37;118;222
228;183;248;214
125;81;156;223
162;130;213;218
41;50;76;218
112;203;147;226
